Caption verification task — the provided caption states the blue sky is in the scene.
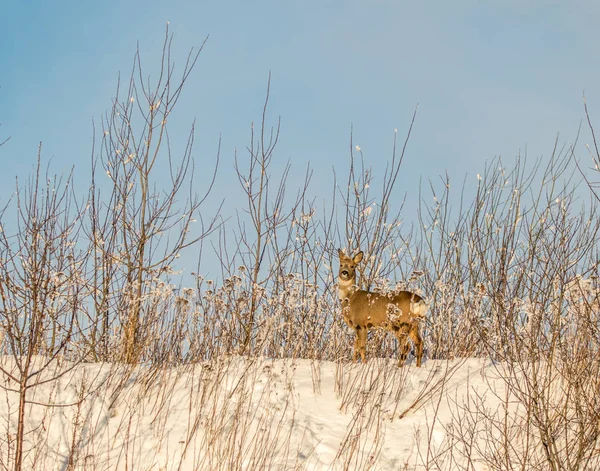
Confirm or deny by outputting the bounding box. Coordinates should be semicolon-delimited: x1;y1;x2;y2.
2;1;600;274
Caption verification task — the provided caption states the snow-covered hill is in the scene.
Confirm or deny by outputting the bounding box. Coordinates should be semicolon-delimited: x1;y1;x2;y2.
0;356;511;470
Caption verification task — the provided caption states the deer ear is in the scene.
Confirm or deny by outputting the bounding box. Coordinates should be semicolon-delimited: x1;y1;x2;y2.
353;251;364;264
338;248;345;259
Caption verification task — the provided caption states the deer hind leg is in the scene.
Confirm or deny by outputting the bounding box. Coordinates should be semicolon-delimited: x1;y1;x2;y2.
395;328;412;367
410;324;424;367
354;325;367;363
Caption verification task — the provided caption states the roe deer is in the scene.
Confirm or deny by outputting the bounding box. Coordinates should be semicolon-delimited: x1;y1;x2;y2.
337;249;427;367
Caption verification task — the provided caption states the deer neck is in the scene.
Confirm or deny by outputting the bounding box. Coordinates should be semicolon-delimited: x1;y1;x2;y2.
338;277;358;301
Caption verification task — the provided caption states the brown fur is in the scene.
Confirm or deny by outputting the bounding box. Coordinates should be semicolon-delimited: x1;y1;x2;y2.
338;249;427;367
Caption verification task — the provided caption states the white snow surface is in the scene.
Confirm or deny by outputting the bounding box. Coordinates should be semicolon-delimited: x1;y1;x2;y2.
0;356;505;470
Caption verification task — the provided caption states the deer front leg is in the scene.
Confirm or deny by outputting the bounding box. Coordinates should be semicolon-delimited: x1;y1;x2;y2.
355;325;367;363
410;325;424;367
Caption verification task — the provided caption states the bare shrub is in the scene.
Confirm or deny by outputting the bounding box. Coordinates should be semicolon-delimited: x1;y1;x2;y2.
424;140;600;469
0;149;89;470
85;26;219;364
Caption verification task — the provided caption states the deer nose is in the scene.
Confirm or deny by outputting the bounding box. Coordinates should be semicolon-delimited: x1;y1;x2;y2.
341;270;349;277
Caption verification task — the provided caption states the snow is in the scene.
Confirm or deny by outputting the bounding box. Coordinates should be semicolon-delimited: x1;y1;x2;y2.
0;355;511;470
